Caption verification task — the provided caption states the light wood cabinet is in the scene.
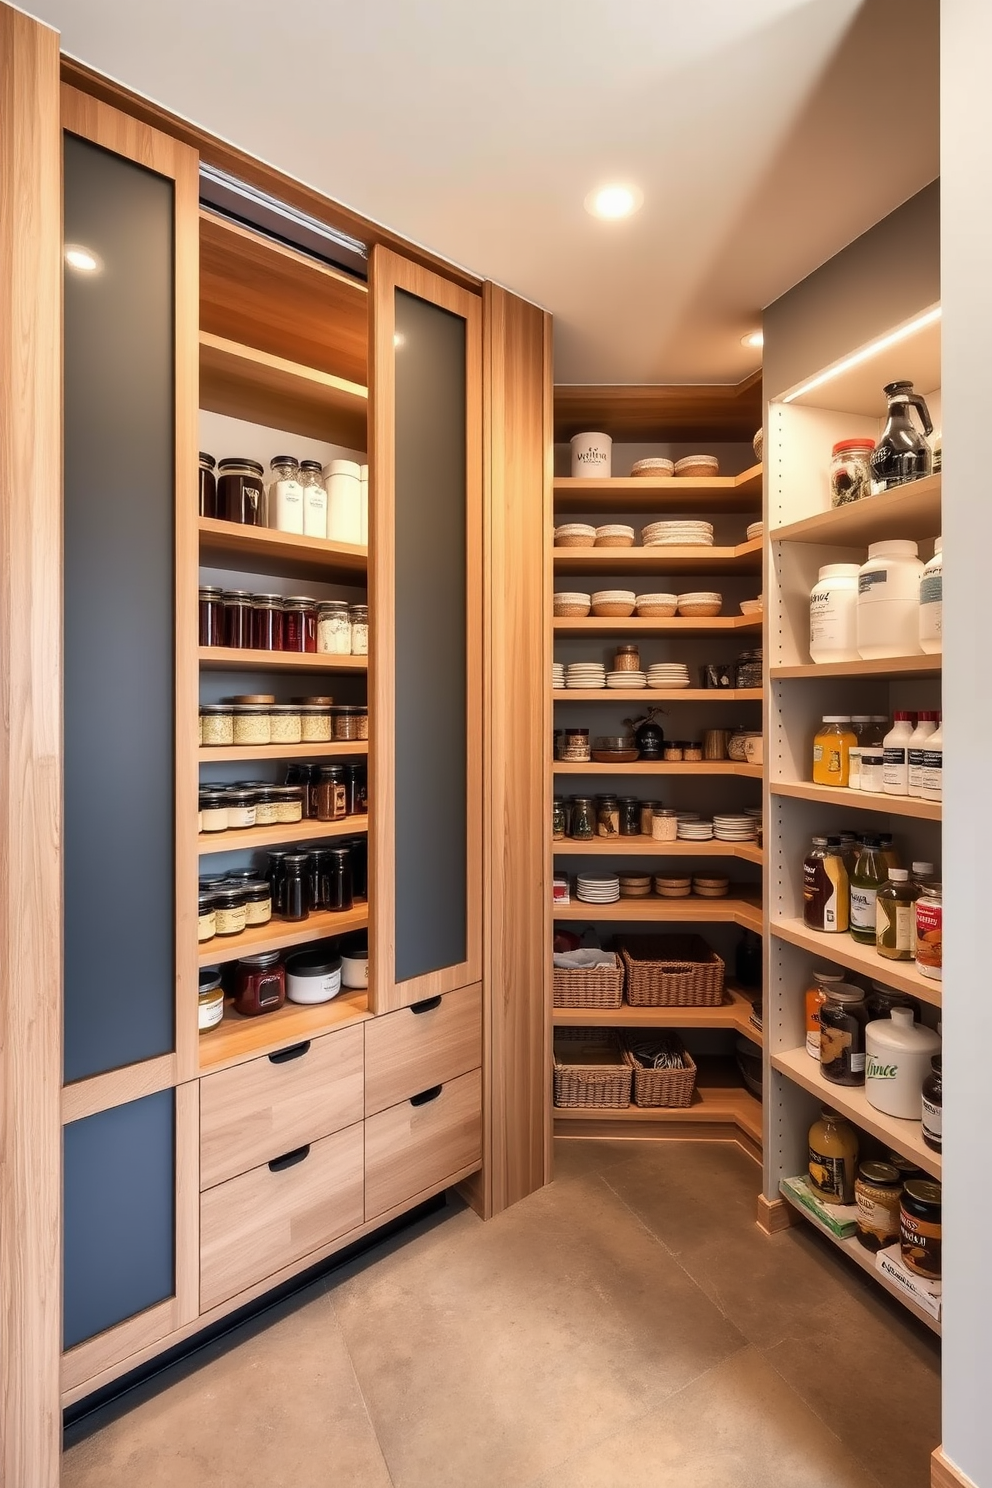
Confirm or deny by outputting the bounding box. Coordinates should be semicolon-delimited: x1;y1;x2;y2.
365;1068;482;1220
364;983;481;1117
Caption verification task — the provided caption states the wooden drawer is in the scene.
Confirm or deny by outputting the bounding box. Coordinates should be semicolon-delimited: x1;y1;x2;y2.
200;1122;364;1311
364;1067;482;1220
364;982;481;1117
200;1024;364;1189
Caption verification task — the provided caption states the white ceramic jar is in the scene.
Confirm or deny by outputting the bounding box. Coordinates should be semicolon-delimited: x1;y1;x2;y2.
809;563;860;663
919;538;942;653
284;949;343;1005
865;1008;941;1119
325;459;362;544
359;463;369;545
570;431;611;479
857;540;924;658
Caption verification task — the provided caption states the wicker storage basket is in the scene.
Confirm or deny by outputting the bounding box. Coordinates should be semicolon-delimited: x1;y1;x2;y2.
618;934;725;1007
553;1029;632;1108
553;954;624;1009
622;1037;698;1108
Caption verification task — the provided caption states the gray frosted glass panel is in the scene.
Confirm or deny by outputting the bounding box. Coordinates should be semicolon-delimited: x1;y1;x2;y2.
394;290;467;981
63;1090;175;1350
63;134;175;1081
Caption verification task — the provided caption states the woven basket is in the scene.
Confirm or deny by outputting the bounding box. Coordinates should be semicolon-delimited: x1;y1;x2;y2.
553;954;624;1009
622;1038;698;1108
618;934;725;1007
594;534;635;548
553;1029;632;1108
555;533;595;548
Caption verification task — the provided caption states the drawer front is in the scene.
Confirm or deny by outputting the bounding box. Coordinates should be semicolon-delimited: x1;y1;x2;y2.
364;982;481;1117
200;1123;364;1312
200;1024;364;1189
365;1067;482;1220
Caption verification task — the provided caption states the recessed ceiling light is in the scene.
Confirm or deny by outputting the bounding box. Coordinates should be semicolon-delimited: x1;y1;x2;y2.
584;184;644;220
741;330;763;349
64;244;101;273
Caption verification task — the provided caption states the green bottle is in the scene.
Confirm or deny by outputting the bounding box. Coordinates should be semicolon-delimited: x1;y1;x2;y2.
849;835;888;945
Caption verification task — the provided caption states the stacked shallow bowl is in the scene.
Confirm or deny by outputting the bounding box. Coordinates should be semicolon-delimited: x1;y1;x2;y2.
619;874;652;899
565;661;606;689
676;591;722;617
647;663;691;689
576;874;621;905
607;670;646;689
746;520;763;542
630;458;674;479
713;813;758;842
555;523;596;548
641;520;714;548
594;524;635;547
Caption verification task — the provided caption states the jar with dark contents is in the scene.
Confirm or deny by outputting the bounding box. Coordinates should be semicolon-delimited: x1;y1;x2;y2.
233;951;285;1017
854;1160;903;1253
218;457;265;526
280;852;310;921
199;586;225;647
819;983;868;1085
285;763;319;819
251;594;284;651
266;850;291;917
314;764;348;821
344;762;368;816
865;983;919;1021
569;796;595;840
734;649;763;690
283;597;318;653
900;1180;942;1278
619;797;641;835
332;705;368;741
198;453;217;519
596;795;620;837
347;836;368;900
326;845;354;912
197;890;216;943
224;590;254;649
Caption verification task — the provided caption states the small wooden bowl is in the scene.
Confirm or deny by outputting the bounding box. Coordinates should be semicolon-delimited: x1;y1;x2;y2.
591;601;636;617
674;455;720;478
591;749;640;763
655;884;693;898
594;533;636;548
677;601;722;617
554;601;592;617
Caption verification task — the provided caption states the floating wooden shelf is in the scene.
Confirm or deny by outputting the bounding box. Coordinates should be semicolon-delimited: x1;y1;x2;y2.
778;1185;939;1335
552;688;762;703
198;516;367;584
553;463;763;514
198;903;368;967
553;986;761;1043
199;330;368;447
771;1045;940;1180
198;991;372;1074
198;816;368;856
554;761;761;778
198;741;368;764
554;615;761;639
554;838;763;864
554;895;763;933
769;916;941;1007
199;647;367;674
770;474;940;547
552;539;763;576
554;1060;762;1145
770;780;941;822
771;655;941;681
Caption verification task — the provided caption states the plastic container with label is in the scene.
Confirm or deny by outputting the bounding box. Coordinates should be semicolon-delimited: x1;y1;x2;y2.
919;538;942;653
882;712;915;795
325;460;362;543
284;947;343;1004
907;712;939;797
809;563;860;663
865;1007;941;1118
857;540;924;658
920;721;942;802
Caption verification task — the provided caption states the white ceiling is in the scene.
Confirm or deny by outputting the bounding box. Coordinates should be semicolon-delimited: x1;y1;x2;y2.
33;0;938;384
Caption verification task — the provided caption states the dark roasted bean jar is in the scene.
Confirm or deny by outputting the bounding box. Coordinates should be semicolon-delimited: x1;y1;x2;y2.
218;457;264;525
326;845;354;912
198;452;217;518
233;950;285;1017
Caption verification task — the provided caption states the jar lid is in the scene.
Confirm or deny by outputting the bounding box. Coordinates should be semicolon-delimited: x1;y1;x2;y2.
858;1161;901;1186
198;789;227;804
816;564;860;580
265;848;293;863
318;600;349;612
199;967;223;993
332;705;368;714
328;846;352;860
237;950;283;969
270;705;301;714
296;704;332;714
285;595;317;607
281;851;310;866
252;593;283;606
285;948;342;977
326;459;361;477
199;452;216;468
904;1179;942;1205
198;585;224;597
271;454;300;469
832;438;876;453
229;694;276;704
223;589;253;600
242;880;271;899
349;604;368;615
213;887;246;908
197;890;216;910
318;764;346;778
823;983;864;1003
920;881;942;896
300;459;323;472
199;704;233;715
821;716;852;724
218;458;264;476
866;539;920;559
293;695;335;705
812;966;845;982
223;789;256;804
231;704;270;714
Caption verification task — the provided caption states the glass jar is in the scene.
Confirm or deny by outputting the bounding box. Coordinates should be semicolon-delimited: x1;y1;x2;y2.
232;705;271;747
199;705;234;747
213;887;247;937
299;705;333;743
300;459;328;538
283;597;317;653
314;764;348;821
197;891;216;943
198;586;225;647
596;795;620;837
242;879;272;927
344;762;368;816
306;848;334;911
198;789;228;833
663;742;683;762
613;644;640;672
916;884;942;980
348;836;368;900
326;845;354;912
271;785;305;824
640;799;661;836
198;968;224;1031
250;594;284;651
734;649;763;689
218;457;265;525
830;437;876;507
569;796;595;840
266;850;291;917
812;716;856;787
333;705;368;741
561;729;590;763
270;705;302;745
280;853;310;921
805;965;845;1058
198;452;217;519
286;763;319;818
253;788;279;827
808;1105;859;1205
684;741;703;762
224;590;254;650
854;1160;903;1251
349;604;369;656
652;808;678;841
619;797;640;835
552;797;566;840
223;789;256;830
819;983;868;1085
900;1179;942;1279
317;600;352;655
865;982;919;1021
269;455;303;535
233;950;285;1017
922;1055;942;1153
877;868;921;960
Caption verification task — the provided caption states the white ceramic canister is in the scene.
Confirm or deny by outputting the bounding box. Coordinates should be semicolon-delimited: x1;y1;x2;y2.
857;540;924;658
341;951;369;989
865;1007;941;1119
919;538;942;654
359;463;369;545
325;459;362;544
809;563;860;663
570;431;612;479
284;949;343;1005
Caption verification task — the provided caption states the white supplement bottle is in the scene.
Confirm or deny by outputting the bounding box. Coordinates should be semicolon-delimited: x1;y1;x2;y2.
907;711;939;797
919;538;942;654
359;463;369;546
269;454;304;535
920;721;943;802
848;715;872;790
300;459;328;538
325;459;362;544
809;563;860;664
857;539;924;658
882;711;915;795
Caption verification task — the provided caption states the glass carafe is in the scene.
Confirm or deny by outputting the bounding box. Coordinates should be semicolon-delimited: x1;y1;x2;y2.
870;381;933;493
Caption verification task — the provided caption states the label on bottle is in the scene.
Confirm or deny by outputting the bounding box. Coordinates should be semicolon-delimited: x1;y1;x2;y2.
805;988;825;1058
920;572;942;607
908;747;927;793
882;746;908;791
916;899;942;976
860;754;884;792
856;1190;901;1242
900;1208;941;1278
808;1145;852;1203
858;568;889;593
848;747;862;787
921;747;943;800
850;1051;866;1073
922;1095;942;1147
877;899;914;955
850;885;878;931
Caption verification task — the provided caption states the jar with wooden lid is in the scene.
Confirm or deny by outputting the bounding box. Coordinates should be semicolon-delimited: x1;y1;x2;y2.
231;705;271;747
561;728;590;763
855;1160;903;1251
613;644;640;672
808;1106;858;1205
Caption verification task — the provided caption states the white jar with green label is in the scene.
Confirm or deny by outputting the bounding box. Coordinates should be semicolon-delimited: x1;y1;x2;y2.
865;1008;941;1118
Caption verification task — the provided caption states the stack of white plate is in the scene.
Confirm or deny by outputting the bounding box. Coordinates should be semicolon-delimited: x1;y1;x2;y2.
647;663;691;689
746;520;764;541
713;813;758;841
606;671;646;688
576;874;621;905
552;663;565;689
565;662;606;689
677;819;714;841
641;520;714;547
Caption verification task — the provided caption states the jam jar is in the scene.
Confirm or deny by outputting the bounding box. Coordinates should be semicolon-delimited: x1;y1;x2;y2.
199;585;225;647
819;983;868;1085
283;597;317;653
344;762;367;816
198;452;217;519
233;951;285;1017
854;1160;903;1253
218;457;265;525
266;850;291;917
213;886;247;937
198;967;224;1030
251;594;284;651
314;764;348;821
242;879;272;926
224;590;254;649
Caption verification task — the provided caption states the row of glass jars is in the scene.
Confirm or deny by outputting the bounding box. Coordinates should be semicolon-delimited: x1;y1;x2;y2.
199;454;366;544
199;700;368;747
198;839;366;943
199;587;367;656
553;795;677;839
199;763;367;834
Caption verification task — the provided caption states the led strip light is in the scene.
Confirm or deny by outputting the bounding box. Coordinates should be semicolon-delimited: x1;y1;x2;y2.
782;305;942;404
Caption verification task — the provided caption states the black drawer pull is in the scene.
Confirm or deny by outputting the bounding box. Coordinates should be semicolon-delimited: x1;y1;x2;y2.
410;1084;442;1107
268;1144;311;1172
269;1040;311;1065
410;996;442;1015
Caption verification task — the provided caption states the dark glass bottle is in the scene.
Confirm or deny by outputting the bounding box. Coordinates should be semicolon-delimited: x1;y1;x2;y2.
281;852;310;921
265;849;292;918
922;1055;942;1152
869;381;933;492
326;845;354;912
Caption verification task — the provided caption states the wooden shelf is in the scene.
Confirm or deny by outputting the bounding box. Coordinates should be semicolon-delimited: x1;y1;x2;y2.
770;474;940;547
198;516;367;584
554;615;761;639
552;539;763;576
555;837;763;864
771;655;941;681
199;330;367;448
553;463;763;514
198;741;368;764
771;1045;940;1180
552;380;763;445
770;780;941;822
199;903;368;966
554;894;763;933
553;986;762;1043
778;1185;939;1334
198;991;372;1074
199;647;367;674
768;916;941;1007
554;761;761;778
198;816;367;856
554;1061;762;1145
553;688;762;703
